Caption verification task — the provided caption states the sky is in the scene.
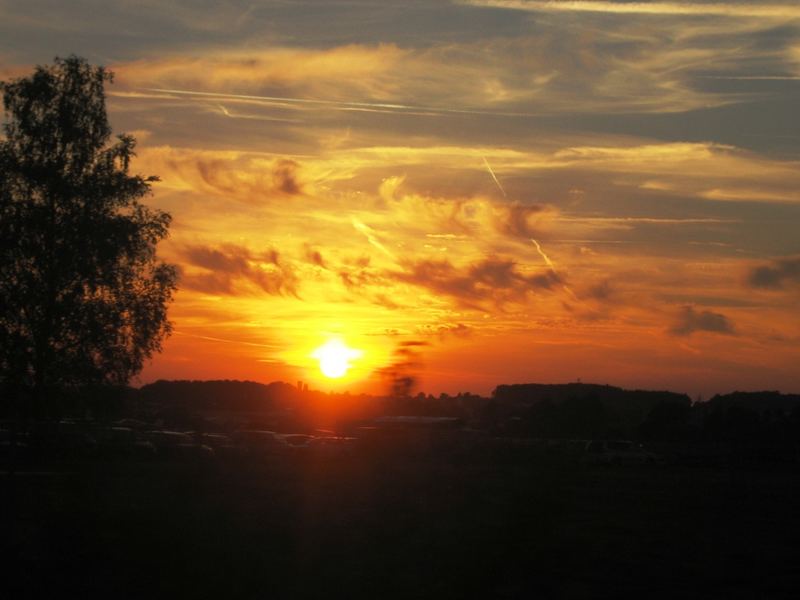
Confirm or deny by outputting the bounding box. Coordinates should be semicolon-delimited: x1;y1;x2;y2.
2;0;799;397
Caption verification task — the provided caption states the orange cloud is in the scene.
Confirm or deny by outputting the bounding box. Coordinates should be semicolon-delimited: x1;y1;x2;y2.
134;147;325;201
178;244;299;297
393;256;564;310
114;44;408;100
107;33;746;118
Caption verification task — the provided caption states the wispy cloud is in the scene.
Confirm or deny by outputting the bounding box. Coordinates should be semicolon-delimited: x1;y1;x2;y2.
116;45;408;95
460;1;800;18
108;32;776;119
133;147;317;200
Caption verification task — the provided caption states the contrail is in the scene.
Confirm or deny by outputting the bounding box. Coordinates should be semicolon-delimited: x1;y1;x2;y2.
173;330;278;349
530;238;554;269
531;238;578;300
482;156;507;198
213;102;299;123
143;87;539;118
352;218;395;259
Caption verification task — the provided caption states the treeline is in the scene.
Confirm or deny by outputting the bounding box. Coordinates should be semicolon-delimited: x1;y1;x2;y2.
126;381;800;445
490;383;687;439
489;384;800;444
697;391;800;445
3;380;799;445
139;379;300;412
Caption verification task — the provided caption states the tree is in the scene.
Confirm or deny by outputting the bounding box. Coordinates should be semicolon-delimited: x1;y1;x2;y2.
0;56;177;415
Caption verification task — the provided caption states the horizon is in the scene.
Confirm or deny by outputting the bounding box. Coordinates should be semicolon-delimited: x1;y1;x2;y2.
134;376;798;401
3;1;799;399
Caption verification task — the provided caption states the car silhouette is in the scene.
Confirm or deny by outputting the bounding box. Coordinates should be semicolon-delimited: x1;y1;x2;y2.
583;440;659;465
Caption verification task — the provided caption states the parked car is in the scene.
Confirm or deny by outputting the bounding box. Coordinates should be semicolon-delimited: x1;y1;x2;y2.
308;436;357;457
278;434;315;450
145;430;215;460
583;440;659;465
235;430;285;457
197;433;238;460
94;426;156;459
0;428;31;460
51;420;98;458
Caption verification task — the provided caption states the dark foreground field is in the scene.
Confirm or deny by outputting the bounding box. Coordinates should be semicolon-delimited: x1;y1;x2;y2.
3;451;799;599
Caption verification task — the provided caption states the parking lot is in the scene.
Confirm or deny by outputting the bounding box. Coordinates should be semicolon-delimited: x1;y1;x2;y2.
3;435;800;599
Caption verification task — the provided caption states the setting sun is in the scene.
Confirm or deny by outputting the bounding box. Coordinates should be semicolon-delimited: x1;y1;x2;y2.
311;339;363;379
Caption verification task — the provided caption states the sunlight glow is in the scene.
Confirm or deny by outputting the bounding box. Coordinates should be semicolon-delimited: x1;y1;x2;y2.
311;339;363;379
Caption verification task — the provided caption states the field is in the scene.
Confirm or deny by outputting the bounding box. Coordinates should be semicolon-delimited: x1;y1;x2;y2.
3;450;799;599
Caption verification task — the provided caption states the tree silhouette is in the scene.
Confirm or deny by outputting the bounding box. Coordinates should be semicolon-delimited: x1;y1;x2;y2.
0;56;177;416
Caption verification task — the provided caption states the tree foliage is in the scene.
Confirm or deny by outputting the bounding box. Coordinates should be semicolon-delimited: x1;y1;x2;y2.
0;56;177;406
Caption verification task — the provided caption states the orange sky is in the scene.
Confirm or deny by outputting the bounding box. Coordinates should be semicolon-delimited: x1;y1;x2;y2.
3;1;799;396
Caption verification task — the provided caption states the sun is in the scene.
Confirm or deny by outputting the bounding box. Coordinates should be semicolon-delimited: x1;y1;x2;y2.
311;339;363;379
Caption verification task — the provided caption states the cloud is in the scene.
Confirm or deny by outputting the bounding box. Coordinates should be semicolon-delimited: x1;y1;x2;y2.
338;142;800;205
584;280;614;301
338;266;382;291
460;1;800;18
747;256;800;289
358;182;559;250
179;244;299;296
669;306;736;336
372;293;401;310
115;44;408;100
418;322;474;339
699;188;800;203
394;256;563;309
135;147;311;201
303;244;327;269
335;255;396;300
9;1;800;133
108;27;777;120
547;143;800;204
272;159;302;195
497;203;551;238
